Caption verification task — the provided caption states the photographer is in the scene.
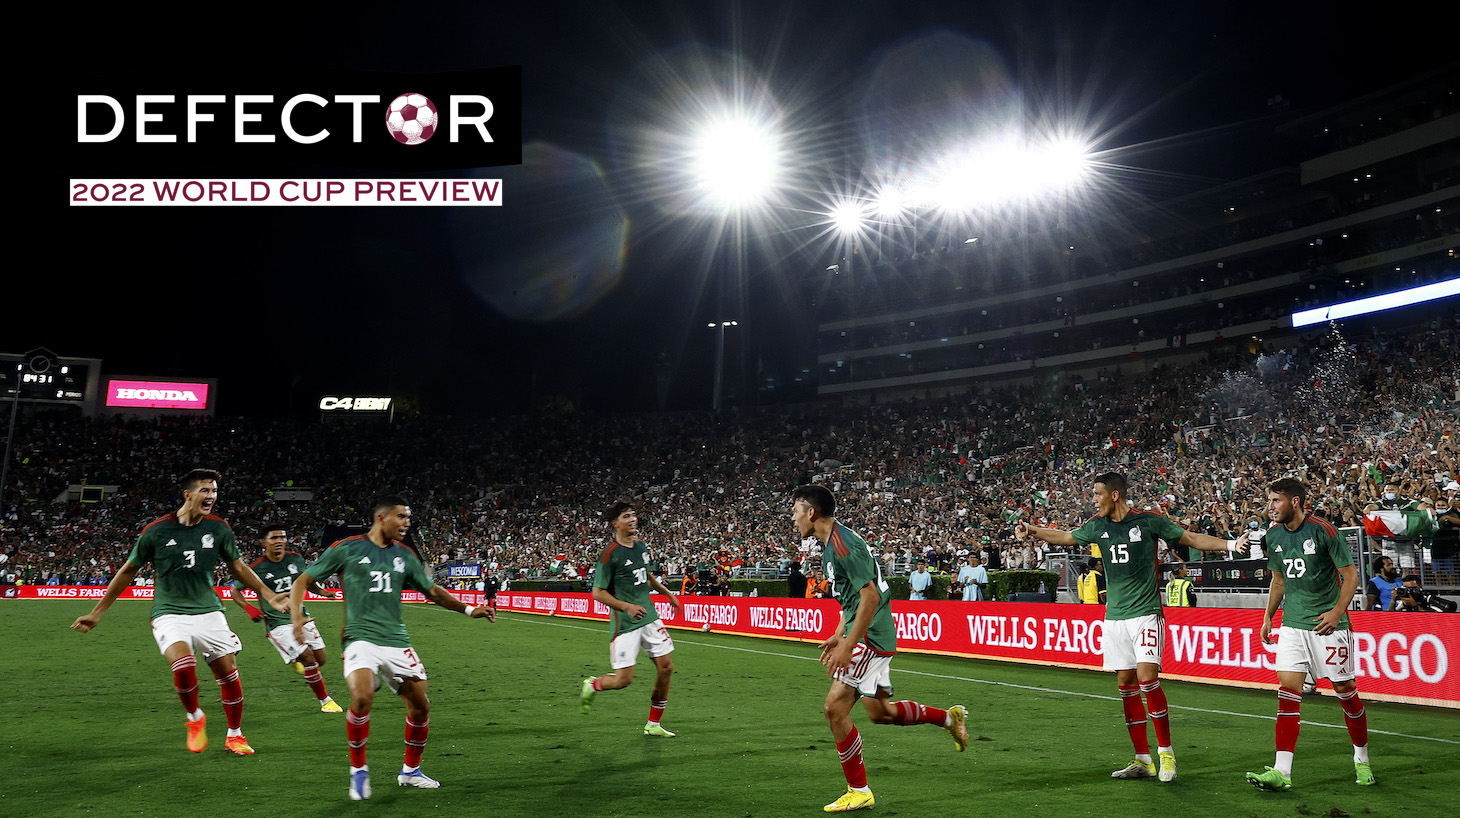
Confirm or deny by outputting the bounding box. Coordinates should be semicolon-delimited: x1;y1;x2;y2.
1388;575;1428;612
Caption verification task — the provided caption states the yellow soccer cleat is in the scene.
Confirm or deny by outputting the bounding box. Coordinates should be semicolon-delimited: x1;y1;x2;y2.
293;662;306;675
823;787;875;812
185;713;207;753
945;704;968;752
643;723;676;737
224;735;256;755
1158;750;1177;782
1111;758;1156;779
320;697;343;713
1354;761;1375;786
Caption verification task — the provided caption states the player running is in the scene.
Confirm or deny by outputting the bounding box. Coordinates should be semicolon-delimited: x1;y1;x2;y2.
579;501;683;736
70;468;288;755
792;484;968;813
1016;472;1246;782
291;495;495;801
229;525;342;713
1246;478;1374;791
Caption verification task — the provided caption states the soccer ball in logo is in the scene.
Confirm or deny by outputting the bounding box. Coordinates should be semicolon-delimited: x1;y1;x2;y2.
385;93;438;145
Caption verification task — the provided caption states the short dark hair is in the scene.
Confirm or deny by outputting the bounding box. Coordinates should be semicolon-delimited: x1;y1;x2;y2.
1093;472;1127;499
1402;574;1420;585
182;468;221;491
259;525;286;540
1269;478;1306;503
604;500;634;524
374;495;409;515
1371;555;1390;575
792;484;836;517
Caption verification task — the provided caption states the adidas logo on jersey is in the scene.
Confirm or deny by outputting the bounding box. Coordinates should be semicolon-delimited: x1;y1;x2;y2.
166;539;178;547
358;557;371;564
624;559;634;566
1100;532;1110;539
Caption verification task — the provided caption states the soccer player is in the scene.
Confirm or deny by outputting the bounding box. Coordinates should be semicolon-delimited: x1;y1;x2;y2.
579;501;683;736
291;495;495;801
230;525;343;713
1246;477;1374;791
1015;472;1245;783
791;485;968;813
70;468;288;755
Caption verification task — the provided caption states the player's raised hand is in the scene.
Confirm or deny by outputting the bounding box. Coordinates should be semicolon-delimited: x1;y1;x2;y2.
1231;532;1251;556
1014;522;1029;540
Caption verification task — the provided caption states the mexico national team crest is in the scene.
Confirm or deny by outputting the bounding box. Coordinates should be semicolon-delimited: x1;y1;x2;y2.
393;557;406;573
202;533;215;549
288;564;298;574
1302;539;1316;555
1128;526;1143;541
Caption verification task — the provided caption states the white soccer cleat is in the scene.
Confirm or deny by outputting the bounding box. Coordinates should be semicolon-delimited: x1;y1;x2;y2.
349;767;371;801
398;767;441;789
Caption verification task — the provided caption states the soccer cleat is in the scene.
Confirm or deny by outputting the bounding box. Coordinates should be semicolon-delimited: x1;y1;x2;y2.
823;787;875;812
1158;750;1177;782
185;713;208;753
643;723;676;737
580;678;595;715
320;697;343;713
398;768;441;789
349;767;372;801
1354;761;1375;786
1111;759;1157;779
945;704;968;752
1245;766;1293;791
224;735;255;755
294;662;306;675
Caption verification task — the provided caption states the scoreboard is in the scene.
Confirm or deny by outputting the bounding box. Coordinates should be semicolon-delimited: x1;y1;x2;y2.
0;350;100;408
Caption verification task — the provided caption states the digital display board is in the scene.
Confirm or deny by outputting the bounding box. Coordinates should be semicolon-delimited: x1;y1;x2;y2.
105;379;211;410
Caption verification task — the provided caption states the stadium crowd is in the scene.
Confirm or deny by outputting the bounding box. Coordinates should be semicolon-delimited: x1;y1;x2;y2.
2;319;1458;591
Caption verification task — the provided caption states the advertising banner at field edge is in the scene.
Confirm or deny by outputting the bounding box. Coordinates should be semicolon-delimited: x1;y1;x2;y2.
488;591;1458;710
12;586;1453;709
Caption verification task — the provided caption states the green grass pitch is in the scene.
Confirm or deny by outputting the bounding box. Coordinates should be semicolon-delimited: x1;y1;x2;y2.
6;601;1455;817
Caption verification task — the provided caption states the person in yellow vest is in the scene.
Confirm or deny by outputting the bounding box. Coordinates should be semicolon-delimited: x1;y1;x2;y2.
1164;562;1195;607
1078;558;1106;604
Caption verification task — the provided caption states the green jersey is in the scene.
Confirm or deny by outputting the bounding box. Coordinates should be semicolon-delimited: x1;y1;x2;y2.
1263;514;1351;632
234;553;310;631
592;539;659;638
824;521;896;655
1071;510;1186;620
304;536;435;649
128;513;241;620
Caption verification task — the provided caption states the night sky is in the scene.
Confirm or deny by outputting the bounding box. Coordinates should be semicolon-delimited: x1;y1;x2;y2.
29;2;1456;416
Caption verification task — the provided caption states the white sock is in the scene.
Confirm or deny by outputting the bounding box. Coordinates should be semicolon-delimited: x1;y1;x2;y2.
227;727;242;738
851;786;870;793
351;765;367;774
187;709;204;722
1275;751;1294;776
402;765;418;774
1354;745;1369;763
1135;753;1152;765
1157;745;1173;756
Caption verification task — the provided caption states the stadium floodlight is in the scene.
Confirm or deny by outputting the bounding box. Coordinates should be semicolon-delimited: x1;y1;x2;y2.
872;185;909;219
1291;278;1460;328
828;199;866;233
691;115;781;209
